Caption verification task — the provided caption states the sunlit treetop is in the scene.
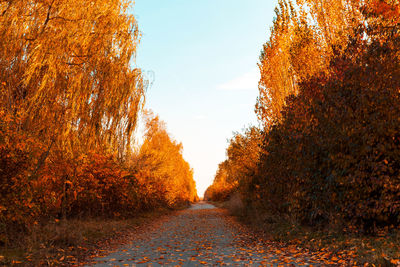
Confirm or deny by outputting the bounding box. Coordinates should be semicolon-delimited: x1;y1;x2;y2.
0;0;146;156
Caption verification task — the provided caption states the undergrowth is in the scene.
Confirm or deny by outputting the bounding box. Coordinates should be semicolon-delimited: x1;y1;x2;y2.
0;208;173;266
216;198;400;266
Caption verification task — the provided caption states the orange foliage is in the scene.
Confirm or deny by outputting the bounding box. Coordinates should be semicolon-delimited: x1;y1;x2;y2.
0;0;197;246
135;111;198;208
213;0;400;234
205;127;261;202
368;0;400;23
256;0;366;127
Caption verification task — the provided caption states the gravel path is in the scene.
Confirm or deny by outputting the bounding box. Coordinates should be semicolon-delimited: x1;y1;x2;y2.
88;202;320;266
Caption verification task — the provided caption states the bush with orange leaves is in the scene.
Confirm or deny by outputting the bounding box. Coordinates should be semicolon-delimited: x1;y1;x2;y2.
0;0;198;247
208;1;400;233
0;111;198;245
205;127;261;203
0;111;43;238
250;33;400;231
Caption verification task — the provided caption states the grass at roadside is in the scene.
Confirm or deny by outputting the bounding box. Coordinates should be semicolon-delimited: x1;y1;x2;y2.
210;199;400;266
0;208;174;266
253;216;400;266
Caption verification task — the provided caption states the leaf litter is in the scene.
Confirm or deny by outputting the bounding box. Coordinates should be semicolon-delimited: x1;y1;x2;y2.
87;202;356;266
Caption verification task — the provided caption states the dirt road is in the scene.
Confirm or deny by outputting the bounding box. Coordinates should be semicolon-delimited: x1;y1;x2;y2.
88;202;320;266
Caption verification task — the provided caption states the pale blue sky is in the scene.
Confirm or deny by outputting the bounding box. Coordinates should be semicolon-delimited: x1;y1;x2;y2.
132;0;277;196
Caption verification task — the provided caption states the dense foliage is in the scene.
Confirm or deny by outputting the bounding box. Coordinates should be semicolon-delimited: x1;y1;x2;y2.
204;127;261;202
0;0;197;246
206;0;400;233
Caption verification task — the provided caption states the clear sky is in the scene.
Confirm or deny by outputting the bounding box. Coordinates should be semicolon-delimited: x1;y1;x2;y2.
132;0;277;197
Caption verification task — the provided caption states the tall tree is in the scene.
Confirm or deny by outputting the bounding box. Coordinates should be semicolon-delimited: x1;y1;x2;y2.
135;111;198;207
0;0;146;158
256;0;367;127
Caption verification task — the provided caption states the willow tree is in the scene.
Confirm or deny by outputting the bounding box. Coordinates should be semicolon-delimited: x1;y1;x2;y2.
0;0;145;158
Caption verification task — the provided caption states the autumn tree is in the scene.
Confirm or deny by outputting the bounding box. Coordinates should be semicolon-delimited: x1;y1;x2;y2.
0;0;200;247
0;0;146;159
205;127;261;203
0;0;148;229
211;0;400;233
250;0;400;230
256;0;366;127
256;1;299;126
133;111;198;209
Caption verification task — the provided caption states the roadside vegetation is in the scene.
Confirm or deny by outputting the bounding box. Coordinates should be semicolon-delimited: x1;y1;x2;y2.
1;208;174;266
205;0;400;265
0;0;197;265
